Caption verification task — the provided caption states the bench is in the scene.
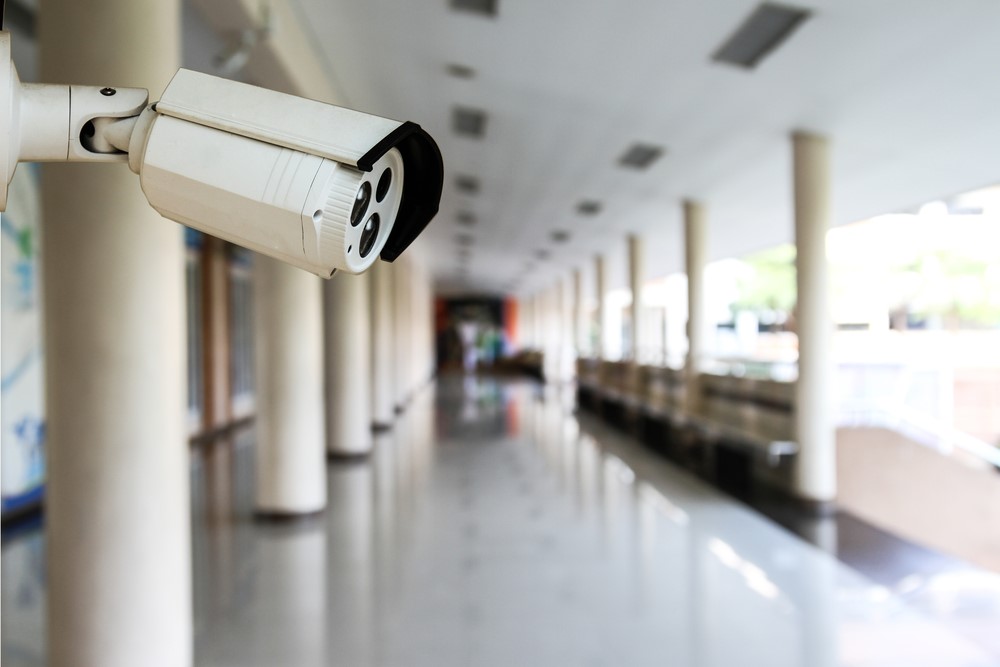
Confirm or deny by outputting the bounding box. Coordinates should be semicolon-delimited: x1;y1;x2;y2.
684;374;799;498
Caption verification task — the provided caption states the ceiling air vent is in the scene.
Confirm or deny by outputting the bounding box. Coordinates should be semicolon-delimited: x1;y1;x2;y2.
577;200;602;215
455;174;480;195
449;0;498;18
713;3;810;69
453;106;488;138
446;63;477;79
619;143;664;170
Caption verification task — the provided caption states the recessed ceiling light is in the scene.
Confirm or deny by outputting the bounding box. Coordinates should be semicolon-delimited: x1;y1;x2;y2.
455;174;480;194
713;3;810;69
551;230;570;243
456;233;475;246
577;200;602;215
449;0;498;18
446;63;477;79
619;143;664;170
453;106;488;138
456;211;477;226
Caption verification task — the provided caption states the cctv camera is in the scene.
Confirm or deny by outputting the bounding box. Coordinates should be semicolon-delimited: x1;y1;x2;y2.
0;32;443;277
129;69;443;276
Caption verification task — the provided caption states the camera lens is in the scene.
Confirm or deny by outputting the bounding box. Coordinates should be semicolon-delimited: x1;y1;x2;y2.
351;182;371;227
376;168;392;202
359;213;380;258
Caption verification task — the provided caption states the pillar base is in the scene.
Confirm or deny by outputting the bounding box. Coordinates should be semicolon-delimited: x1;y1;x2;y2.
789;497;837;517
254;508;325;523
754;483;837;518
326;450;371;464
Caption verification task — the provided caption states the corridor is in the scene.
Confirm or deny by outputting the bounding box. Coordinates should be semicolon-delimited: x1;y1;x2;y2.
4;376;1000;666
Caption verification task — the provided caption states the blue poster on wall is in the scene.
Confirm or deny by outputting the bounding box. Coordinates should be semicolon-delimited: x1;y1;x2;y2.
1;165;46;519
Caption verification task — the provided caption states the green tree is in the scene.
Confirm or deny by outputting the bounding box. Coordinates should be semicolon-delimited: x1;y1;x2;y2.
732;244;797;317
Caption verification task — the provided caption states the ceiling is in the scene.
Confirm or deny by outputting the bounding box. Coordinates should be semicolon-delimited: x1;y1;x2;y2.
280;0;1000;297
15;0;1000;297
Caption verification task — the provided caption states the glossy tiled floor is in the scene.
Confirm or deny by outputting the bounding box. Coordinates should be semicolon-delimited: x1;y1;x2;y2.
4;376;1000;666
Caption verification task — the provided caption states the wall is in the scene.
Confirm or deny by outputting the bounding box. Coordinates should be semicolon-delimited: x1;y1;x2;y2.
1;167;45;518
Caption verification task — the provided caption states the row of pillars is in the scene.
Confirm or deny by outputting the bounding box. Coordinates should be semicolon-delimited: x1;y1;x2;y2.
255;255;434;516
518;132;836;508
38;3;434;665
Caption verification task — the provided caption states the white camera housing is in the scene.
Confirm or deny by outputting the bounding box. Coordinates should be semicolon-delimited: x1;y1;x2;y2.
0;32;443;277
132;70;418;276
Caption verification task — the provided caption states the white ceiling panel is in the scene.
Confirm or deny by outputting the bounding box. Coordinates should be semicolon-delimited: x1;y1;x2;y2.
290;0;1000;295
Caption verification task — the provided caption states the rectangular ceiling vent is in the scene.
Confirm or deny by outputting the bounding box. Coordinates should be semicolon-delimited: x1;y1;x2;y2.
713;3;811;69
618;143;664;170
455;175;480;195
453;106;488;138
446;63;477;79
450;0;498;18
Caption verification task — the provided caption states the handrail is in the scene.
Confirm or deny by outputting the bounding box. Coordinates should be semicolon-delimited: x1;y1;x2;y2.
577;355;1000;469
839;399;1000;469
703;356;798;381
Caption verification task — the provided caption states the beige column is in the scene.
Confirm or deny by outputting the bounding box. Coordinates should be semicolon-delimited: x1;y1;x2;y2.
425;269;435;381
792;132;837;506
546;284;559;382
411;260;430;388
518;296;531;350
573;268;585;357
407;259;423;392
532;293;544;350
254;257;326;514
392;257;412;409
201;237;232;430
559;276;574;380
39;1;189;665
684;200;708;413
325;273;373;457
628;234;645;362
542;287;557;381
595;255;607;359
370;260;395;429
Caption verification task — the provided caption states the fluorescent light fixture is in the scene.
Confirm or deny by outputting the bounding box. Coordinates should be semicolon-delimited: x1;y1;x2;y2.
619;143;664;170
453;106;487;138
450;0;498;18
446;63;477;79
455;174;480;194
713;3;810;69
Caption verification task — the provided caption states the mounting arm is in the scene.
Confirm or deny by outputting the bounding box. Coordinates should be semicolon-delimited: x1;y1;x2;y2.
0;31;147;208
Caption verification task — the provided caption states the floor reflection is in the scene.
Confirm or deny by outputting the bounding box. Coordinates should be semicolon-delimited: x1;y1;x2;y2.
3;375;1000;666
1;523;45;666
